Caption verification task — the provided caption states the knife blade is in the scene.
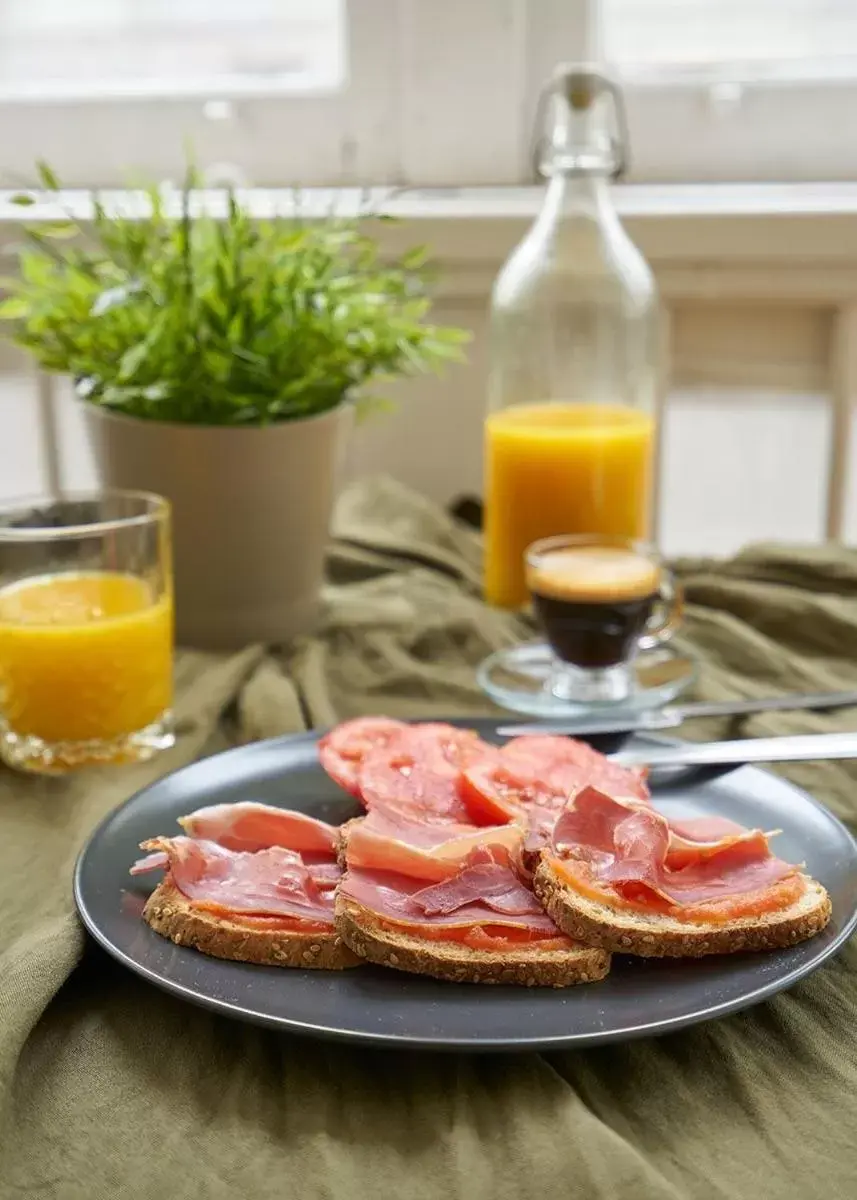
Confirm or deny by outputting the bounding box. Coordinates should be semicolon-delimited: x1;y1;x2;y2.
495;688;857;738
611;730;857;768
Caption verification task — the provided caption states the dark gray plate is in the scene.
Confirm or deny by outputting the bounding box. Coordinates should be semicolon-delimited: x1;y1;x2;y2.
73;721;857;1051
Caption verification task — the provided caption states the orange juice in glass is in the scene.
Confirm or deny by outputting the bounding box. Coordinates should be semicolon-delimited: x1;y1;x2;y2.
0;492;174;772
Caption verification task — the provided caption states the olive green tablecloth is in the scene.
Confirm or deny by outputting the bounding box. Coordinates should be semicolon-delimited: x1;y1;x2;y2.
1;477;856;1200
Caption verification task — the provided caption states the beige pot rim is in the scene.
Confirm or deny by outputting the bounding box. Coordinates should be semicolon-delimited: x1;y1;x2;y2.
77;392;351;435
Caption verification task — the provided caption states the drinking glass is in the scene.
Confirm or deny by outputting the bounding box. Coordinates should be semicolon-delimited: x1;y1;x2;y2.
526;533;682;705
0;491;174;772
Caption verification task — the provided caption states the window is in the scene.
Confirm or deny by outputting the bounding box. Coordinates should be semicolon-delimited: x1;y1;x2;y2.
0;0;349;186
603;0;857;74
0;0;344;100
602;0;857;181
0;0;855;188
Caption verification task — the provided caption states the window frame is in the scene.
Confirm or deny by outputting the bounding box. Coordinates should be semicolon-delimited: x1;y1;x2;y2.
0;1;853;189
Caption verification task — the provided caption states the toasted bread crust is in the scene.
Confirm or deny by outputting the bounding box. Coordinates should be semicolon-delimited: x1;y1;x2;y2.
336;817;363;869
334;894;611;987
533;860;832;958
143;878;361;969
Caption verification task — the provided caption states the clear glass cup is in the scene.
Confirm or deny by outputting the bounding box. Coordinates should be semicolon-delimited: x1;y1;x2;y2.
0;491;174;773
525;533;682;705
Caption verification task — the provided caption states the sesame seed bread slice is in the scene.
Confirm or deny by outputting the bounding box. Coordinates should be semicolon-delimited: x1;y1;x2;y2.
336;817;362;868
533;860;832;959
143;878;361;970
334;893;611;987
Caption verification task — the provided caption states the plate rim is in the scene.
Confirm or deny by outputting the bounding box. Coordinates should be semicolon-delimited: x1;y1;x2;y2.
73;726;857;1052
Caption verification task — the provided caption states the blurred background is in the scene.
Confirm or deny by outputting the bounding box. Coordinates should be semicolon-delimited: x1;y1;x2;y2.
2;0;857;554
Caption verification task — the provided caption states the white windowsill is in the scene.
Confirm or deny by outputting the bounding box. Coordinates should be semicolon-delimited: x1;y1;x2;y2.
4;181;857;223
2;183;857;304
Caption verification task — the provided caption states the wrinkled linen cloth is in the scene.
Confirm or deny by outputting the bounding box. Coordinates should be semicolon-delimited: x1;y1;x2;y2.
0;476;855;1200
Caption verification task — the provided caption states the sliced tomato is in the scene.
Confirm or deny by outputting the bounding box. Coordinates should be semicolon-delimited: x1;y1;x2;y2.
501;735;603;769
666;875;806;923
586;761;650;803
358;750;470;825
358;724;497;826
550;857;806;925
191;903;333;933
461;751;592;825
318;717;408;799
461;930;573;953
460;761;556;824
374;916;570;949
463;738;650;847
503;735;650;804
399;724;490;770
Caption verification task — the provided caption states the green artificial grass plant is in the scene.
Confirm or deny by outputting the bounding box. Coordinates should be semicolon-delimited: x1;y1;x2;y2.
0;163;469;425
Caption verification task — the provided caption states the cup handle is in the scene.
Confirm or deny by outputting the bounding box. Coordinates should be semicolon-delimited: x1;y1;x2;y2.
638;569;683;651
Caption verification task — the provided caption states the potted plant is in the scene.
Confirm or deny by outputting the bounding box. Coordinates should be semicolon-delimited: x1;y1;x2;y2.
0;166;467;648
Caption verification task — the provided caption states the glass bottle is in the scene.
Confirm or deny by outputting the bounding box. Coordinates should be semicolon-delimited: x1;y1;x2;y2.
484;64;659;609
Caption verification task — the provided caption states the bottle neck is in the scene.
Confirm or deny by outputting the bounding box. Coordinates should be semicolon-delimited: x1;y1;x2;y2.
540;170;613;223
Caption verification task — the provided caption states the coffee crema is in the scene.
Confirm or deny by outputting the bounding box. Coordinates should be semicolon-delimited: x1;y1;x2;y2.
527;547;660;670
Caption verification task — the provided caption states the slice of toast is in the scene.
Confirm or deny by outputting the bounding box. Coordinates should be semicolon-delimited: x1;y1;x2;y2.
334;893;611;987
533;860;832;958
143;878;361;970
336;816;362;868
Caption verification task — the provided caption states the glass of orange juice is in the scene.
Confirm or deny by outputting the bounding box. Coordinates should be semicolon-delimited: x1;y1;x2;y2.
0;491;174;773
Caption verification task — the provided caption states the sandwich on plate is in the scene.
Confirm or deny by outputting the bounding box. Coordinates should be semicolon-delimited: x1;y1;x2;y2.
533;786;831;957
335;808;611;986
128;718;832;980
131;802;361;969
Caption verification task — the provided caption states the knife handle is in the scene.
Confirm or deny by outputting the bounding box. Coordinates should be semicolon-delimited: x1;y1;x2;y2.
613;731;857;768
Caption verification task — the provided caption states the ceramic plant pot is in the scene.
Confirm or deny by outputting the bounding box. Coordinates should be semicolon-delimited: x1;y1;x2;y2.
82;401;351;649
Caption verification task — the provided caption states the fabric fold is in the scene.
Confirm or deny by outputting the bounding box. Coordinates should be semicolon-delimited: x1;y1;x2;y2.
0;476;854;1199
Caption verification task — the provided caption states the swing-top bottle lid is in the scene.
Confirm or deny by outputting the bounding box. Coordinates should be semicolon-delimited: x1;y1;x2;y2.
532;63;630;180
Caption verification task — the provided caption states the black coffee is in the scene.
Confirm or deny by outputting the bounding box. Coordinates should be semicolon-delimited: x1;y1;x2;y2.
528;547;658;670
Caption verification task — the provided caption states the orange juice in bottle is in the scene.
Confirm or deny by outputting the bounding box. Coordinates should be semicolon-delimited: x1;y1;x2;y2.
484;403;654;607
484;66;659;608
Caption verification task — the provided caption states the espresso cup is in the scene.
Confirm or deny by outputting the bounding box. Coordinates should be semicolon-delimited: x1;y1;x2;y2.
525;534;682;704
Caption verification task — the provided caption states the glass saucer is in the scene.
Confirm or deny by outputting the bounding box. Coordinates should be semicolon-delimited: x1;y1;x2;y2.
477;642;698;719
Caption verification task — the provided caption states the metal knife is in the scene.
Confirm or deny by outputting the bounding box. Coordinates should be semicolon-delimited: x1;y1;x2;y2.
495;688;857;739
611;730;857;768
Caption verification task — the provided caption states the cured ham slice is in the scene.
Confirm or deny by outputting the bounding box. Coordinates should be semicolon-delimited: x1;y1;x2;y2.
345;810;523;883
668;815;748;842
552;787;640;856
409;854;543;917
355;809;484;848
131;850;168;874
305;861;341;891
132;836;337;924
664;815;769;870
340;820;566;942
340;864;561;936
550;787;798;909
178;802;338;855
